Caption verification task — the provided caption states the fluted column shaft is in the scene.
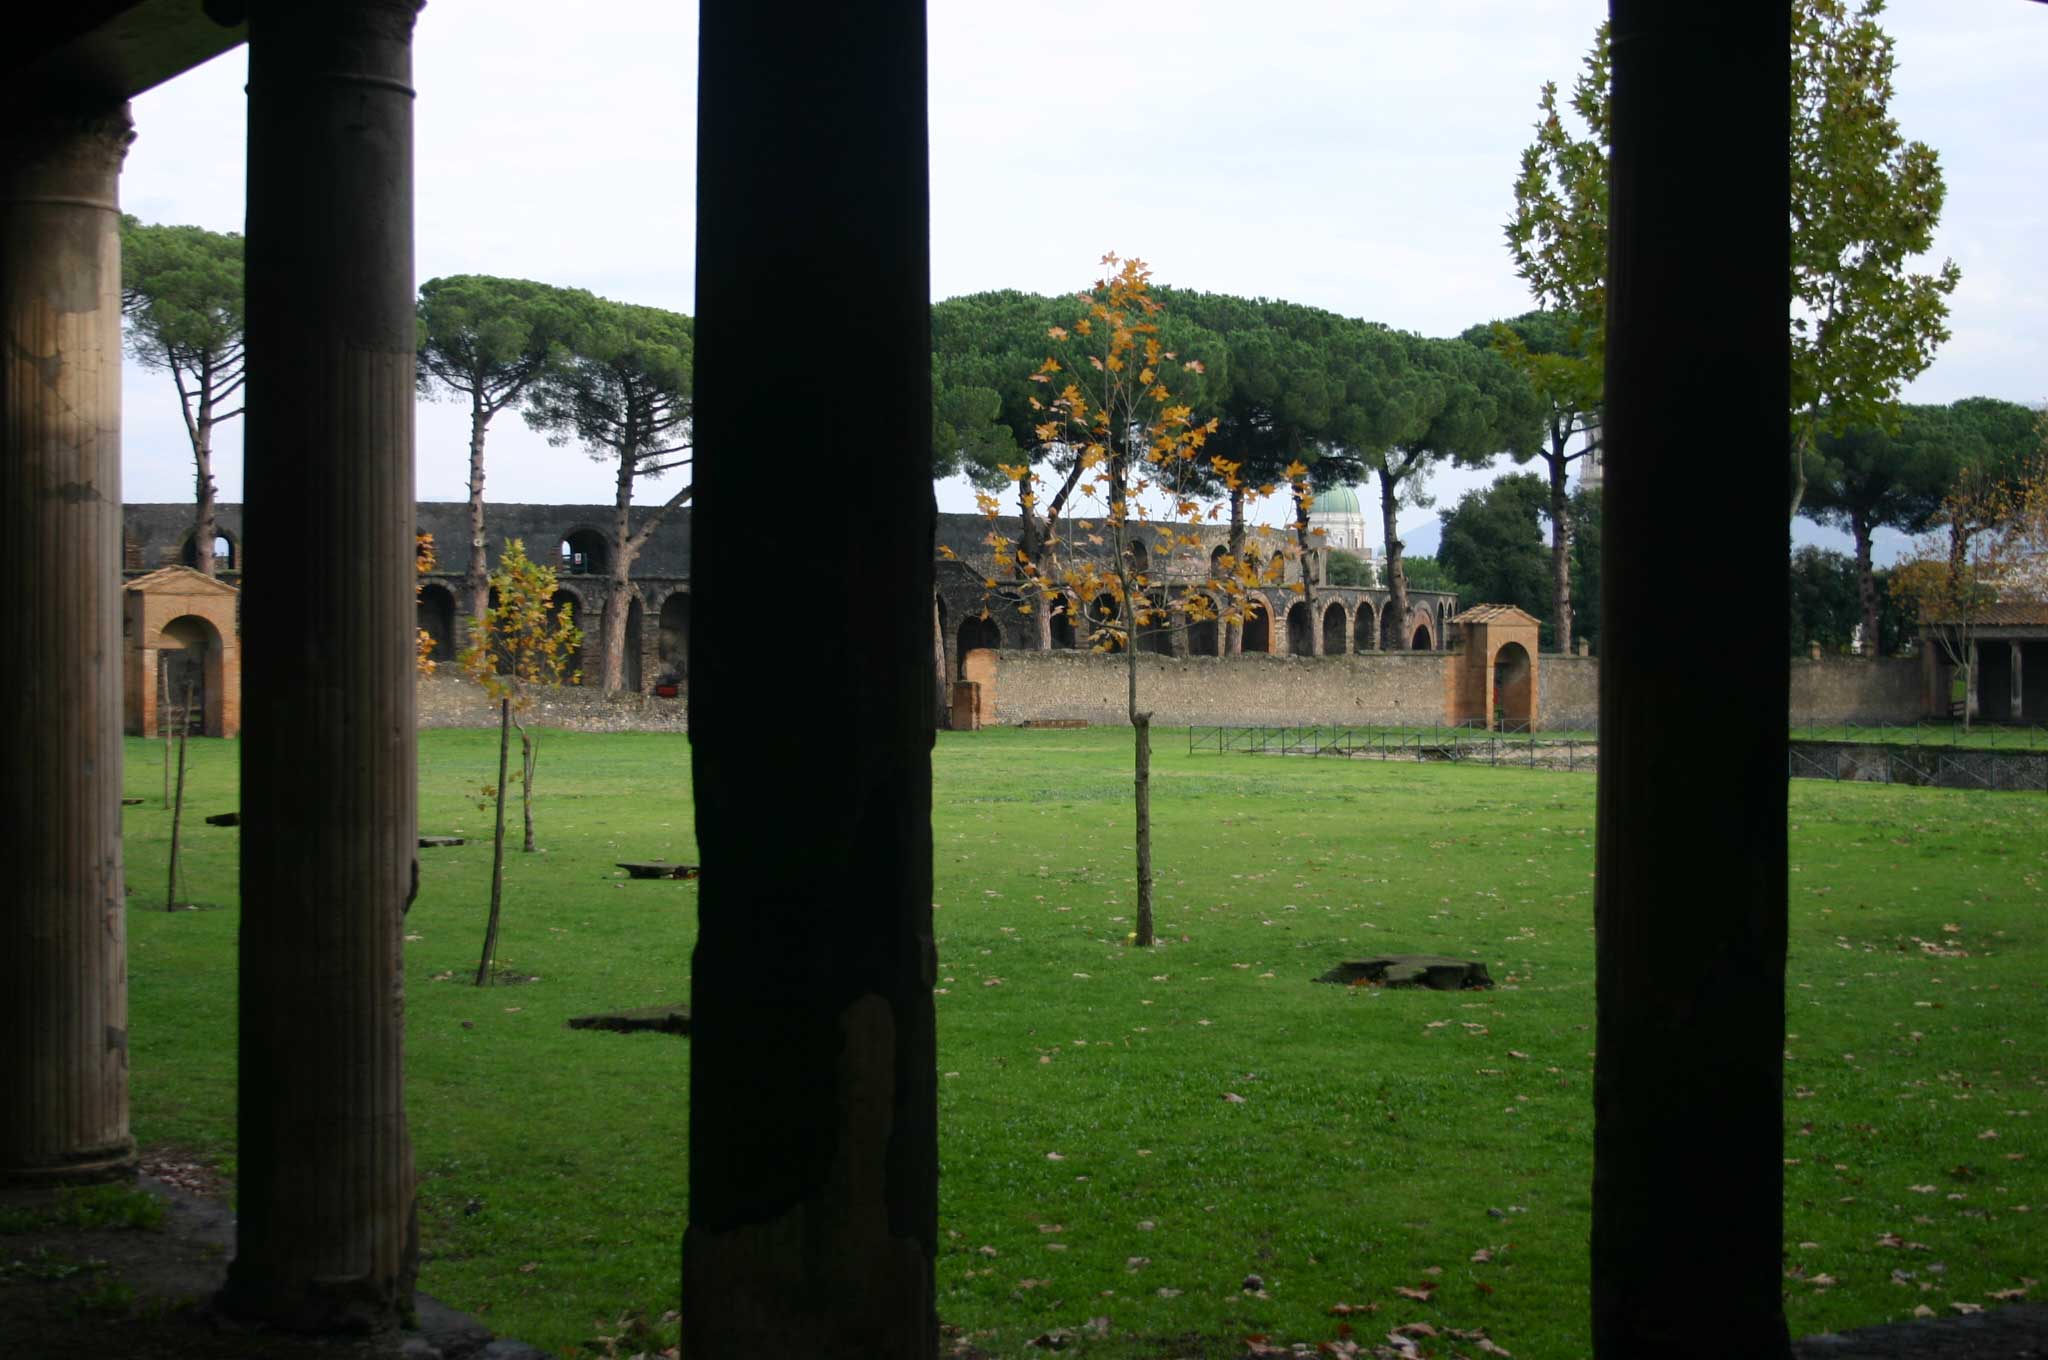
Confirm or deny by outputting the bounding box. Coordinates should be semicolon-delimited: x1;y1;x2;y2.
223;0;420;1332
686;2;937;1354
1594;4;1792;1356
0;106;135;1183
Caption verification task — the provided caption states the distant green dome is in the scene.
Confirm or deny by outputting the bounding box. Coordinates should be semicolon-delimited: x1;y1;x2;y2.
1311;484;1363;515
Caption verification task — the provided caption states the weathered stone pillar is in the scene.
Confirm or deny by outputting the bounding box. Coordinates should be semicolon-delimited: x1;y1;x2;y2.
222;0;420;1332
0;105;135;1183
686;2;936;1355
1595;5;1792;1356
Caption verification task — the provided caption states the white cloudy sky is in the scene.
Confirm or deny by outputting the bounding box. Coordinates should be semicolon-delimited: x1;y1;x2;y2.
119;1;2045;560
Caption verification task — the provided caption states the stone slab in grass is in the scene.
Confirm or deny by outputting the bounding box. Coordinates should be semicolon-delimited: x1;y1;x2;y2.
616;861;699;879
419;835;466;848
1315;955;1495;990
566;1004;692;1036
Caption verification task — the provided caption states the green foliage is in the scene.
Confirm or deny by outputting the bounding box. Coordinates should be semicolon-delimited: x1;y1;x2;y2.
121;217;245;380
1789;546;1867;654
931;290;1067;487
1324;550;1375;587
1519;4;1962;519
1396;554;1465;597
416;274;586;415
523;297;693;484
0;1184;166;1235
1788;0;1961;514
1435;473;1552;636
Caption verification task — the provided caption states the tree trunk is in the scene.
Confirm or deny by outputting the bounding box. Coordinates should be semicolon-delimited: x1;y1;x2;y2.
1380;469;1409;651
1788;419;1815;521
193;401;217;578
1291;485;1318;617
1596;6;1792;1355
166;683;192;909
604;452;638;691
520;728;537;853
1852;511;1879;657
1226;484;1245;653
478;698;510;983
1549;437;1574;650
466;388;490;625
932;593;948;725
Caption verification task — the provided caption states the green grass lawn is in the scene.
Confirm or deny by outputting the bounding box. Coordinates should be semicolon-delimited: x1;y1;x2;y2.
119;727;2045;1358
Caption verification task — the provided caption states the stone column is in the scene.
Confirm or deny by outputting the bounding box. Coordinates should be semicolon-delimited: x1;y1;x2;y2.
221;0;421;1333
1595;6;1793;1357
0;106;135;1182
2010;640;2023;721
685;2;936;1354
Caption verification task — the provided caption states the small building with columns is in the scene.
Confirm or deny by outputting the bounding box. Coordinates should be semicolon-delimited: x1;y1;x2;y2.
1922;604;2048;721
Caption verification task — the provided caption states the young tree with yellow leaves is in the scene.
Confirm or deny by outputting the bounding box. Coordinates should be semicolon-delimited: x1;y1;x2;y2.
975;255;1294;946
459;538;583;983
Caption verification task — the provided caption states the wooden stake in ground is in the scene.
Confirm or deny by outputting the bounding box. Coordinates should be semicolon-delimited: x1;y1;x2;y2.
165;680;193;911
476;696;511;985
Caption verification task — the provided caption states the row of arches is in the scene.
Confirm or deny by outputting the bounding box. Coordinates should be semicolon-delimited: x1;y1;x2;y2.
417;580;691;695
948;590;1439;664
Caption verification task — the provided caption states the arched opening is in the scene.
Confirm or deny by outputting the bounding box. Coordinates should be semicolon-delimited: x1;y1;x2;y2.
157;614;223;736
1411;622;1434;652
1242;599;1271;654
956;614;1001;673
1209;544;1229;577
622;596;644;692
1186;594;1219;657
1088;592;1123;650
1380;600;1400;650
180;529;237;571
1049;593;1078;649
550;588;585;682
416;583;456;664
1321;601;1348;655
1356;601;1377;651
1125;539;1149;577
1285;600;1314;656
1493;641;1534;730
559;528;608;576
1136;597;1174;655
658;591;690;690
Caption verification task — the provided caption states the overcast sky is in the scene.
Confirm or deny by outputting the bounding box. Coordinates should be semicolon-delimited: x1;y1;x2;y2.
119;1;2045;561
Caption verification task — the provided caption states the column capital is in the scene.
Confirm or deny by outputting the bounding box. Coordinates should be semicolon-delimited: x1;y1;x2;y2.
0;105;135;193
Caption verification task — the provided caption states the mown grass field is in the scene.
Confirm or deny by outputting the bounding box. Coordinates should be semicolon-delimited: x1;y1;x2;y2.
121;727;2044;1357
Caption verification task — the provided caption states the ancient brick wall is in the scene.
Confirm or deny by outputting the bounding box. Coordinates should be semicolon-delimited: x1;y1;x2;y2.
1788;657;1924;722
1536;654;1600;730
985;650;1453;727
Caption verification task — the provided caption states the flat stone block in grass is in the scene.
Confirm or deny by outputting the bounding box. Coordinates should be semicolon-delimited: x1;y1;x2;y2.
566;1005;692;1036
616;861;699;879
1315;955;1494;990
419;835;466;848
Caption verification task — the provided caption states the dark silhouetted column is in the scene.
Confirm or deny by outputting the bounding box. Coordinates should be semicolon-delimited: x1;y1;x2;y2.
1595;6;1793;1356
684;3;936;1355
222;0;420;1332
0;105;135;1183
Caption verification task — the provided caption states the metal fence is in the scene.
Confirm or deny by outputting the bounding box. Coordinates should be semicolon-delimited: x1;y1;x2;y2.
1786;741;2048;791
1789;717;2048;749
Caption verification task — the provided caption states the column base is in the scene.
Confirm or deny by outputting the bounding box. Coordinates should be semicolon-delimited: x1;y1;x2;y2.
0;1137;137;1185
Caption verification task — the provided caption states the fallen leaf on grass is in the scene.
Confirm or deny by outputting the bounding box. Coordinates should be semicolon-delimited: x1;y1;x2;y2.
1913;1305;1936;1318
1326;1302;1379;1316
1393;1285;1435;1302
1125;1257;1150;1271
1391;1321;1437;1338
1951;1302;1984;1315
517;1262;538;1274
1156;1286;1181;1298
1988;1288;2029;1301
1470;1248;1495;1263
1038;1223;1064;1233
1222;1092;1247;1104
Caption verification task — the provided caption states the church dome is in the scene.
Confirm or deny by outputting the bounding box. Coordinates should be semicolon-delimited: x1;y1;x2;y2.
1311;484;1362;515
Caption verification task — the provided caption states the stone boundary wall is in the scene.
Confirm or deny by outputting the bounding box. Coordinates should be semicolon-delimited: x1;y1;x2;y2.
986;651;1452;727
1790;740;2047;792
985;651;1929;729
1788;656;1922;722
1537;655;1599;730
415;675;689;732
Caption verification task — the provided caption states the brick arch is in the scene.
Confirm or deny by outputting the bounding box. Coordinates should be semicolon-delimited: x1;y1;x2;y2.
1241;593;1274;654
1320;599;1350;655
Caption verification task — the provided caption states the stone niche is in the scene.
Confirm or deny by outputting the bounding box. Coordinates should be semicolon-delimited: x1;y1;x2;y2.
124;566;241;738
1448;604;1541;731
